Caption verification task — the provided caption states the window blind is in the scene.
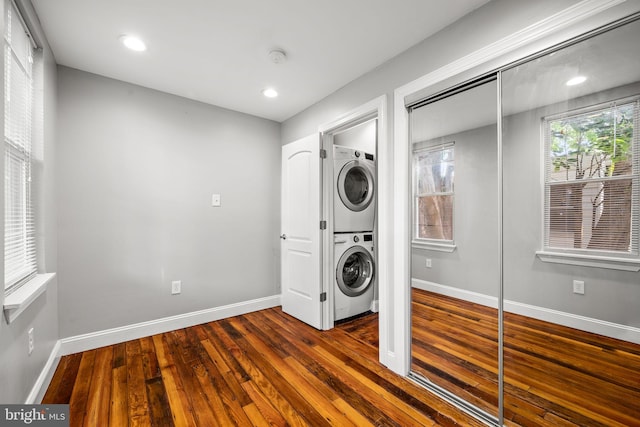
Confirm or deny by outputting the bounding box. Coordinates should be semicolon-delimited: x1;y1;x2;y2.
4;1;36;292
543;98;639;256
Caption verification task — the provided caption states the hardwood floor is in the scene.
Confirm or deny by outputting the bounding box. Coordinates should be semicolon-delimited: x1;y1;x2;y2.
43;308;485;427
44;294;640;426
411;289;500;417
411;289;640;427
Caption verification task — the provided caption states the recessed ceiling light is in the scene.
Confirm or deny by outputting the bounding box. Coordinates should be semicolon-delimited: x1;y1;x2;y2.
119;35;147;52
566;76;587;86
262;88;278;98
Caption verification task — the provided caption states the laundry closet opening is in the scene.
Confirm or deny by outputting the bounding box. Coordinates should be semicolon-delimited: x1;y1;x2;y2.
331;119;378;329
280;98;384;337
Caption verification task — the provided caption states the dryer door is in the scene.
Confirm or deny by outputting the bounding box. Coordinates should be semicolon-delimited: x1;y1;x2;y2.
337;161;374;212
336;246;375;297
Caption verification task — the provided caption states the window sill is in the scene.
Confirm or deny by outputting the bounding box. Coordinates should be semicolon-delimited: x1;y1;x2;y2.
412;240;457;253
3;273;56;324
536;251;640;272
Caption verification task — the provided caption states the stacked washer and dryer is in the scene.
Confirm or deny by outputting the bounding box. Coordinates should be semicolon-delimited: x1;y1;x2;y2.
333;144;377;322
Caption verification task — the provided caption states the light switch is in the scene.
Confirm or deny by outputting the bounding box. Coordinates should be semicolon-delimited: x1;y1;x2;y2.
212;194;221;207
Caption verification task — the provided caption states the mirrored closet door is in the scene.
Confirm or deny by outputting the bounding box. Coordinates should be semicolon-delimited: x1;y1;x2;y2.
500;16;640;425
409;78;500;421
408;12;640;427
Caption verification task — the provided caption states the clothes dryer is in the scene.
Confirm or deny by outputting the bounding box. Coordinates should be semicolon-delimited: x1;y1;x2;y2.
334;232;375;321
333;145;376;233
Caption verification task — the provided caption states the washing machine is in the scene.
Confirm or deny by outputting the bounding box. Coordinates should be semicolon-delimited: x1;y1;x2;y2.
333;145;376;233
334;232;375;321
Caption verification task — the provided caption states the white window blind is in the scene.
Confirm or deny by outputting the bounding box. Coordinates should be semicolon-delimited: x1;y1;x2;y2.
413;143;455;242
543;98;639;256
4;1;36;292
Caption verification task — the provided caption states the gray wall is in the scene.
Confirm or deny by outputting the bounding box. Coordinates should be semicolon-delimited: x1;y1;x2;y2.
281;0;582;144
0;0;59;403
411;124;499;298
280;0;585;343
56;67;281;337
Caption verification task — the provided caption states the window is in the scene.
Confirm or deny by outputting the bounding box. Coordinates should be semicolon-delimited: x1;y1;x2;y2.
543;98;639;257
4;1;36;293
413;143;455;245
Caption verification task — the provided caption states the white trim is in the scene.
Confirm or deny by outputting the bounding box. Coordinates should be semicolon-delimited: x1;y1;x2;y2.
319;97;386;332
25;340;61;404
318;96;385;134
392;83;412;375
536;251;640;272
412;278;498;308
393;0;630;378
317;96;391;366
370;299;379;313
373;96;393;369
412;278;640;344
320;131;335;331
412;241;457;253
59;294;281;356
400;0;627;106
3;273;56;323
506;299;640;345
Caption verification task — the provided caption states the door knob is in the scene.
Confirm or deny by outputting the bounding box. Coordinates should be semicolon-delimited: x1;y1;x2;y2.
280;234;287;240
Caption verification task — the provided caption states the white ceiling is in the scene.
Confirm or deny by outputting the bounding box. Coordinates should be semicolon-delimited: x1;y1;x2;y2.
30;0;490;122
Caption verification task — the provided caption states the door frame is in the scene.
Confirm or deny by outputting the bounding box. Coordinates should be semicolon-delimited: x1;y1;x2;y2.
318;96;387;341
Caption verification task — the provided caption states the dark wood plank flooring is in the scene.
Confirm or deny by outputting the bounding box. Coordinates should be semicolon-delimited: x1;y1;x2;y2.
411;288;640;427
412;288;500;417
43;307;485;426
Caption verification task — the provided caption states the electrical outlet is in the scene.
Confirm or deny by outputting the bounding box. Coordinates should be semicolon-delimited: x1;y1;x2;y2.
573;280;585;295
425;258;432;268
171;280;182;295
28;327;34;355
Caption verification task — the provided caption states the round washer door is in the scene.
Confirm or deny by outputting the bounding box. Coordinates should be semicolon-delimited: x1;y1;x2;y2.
337;161;374;212
336;246;375;297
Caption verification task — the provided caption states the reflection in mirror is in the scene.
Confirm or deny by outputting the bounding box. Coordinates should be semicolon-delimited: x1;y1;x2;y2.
501;17;640;425
409;79;500;419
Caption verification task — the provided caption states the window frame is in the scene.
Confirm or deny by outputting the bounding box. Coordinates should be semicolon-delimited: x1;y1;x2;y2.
4;0;37;295
537;96;640;271
411;142;457;252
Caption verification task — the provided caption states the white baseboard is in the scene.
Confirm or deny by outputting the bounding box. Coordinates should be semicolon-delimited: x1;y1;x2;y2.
59;294;281;356
412;278;640;344
25;340;61;404
412;279;499;309
28;295;281;403
504;300;640;345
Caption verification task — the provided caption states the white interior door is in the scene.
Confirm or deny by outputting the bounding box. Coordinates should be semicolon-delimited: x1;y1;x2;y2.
281;134;323;329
